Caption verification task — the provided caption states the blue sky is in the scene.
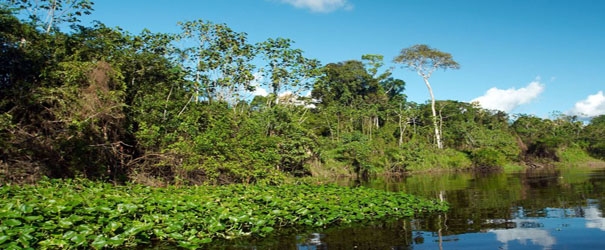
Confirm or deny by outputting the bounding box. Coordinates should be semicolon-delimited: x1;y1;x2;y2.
79;0;605;118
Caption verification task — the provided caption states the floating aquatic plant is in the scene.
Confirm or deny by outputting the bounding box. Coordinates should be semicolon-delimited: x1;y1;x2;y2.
0;179;447;249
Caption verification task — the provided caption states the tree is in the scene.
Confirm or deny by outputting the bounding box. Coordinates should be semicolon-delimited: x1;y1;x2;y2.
361;54;392;81
582;115;605;159
512;114;565;161
312;60;385;108
255;37;320;105
361;54;406;100
0;11;136;181
393;44;459;149
6;0;94;33
176;19;255;106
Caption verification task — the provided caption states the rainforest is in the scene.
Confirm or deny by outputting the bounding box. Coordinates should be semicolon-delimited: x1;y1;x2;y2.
1;1;605;249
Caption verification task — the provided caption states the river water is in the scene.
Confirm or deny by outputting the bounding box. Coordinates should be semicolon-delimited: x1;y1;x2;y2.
206;167;605;249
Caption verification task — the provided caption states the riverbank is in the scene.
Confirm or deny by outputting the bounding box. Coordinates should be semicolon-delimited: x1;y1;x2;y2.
308;143;605;179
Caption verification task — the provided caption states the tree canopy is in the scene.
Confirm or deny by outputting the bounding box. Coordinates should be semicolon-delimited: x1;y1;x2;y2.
1;3;603;186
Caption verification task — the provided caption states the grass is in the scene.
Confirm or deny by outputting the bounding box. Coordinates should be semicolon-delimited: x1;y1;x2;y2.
557;145;599;166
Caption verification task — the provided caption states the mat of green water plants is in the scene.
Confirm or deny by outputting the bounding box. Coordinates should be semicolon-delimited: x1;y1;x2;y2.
0;179;447;249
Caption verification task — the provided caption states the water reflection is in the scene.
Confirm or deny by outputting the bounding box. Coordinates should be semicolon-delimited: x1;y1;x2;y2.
205;167;605;249
485;202;605;250
487;208;555;250
489;220;555;250
296;233;327;250
289;204;605;250
585;202;605;231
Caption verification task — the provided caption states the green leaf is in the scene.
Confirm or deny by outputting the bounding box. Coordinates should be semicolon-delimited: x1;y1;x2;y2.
0;235;10;245
107;221;122;232
153;228;166;238
17;233;34;248
71;233;86;245
91;235;108;249
41;220;57;230
0;210;21;219
123;222;152;236
107;235;125;246
23;216;43;222
169;232;184;240
18;204;34;214
58;218;73;228
62;230;77;240
3;219;22;227
97;206;113;214
255;219;266;227
261;226;274;233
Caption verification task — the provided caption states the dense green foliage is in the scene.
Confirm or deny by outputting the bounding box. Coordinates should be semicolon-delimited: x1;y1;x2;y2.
1;1;605;185
0;179;447;249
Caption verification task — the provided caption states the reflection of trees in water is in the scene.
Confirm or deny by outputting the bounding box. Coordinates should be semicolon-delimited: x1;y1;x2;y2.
292;202;605;250
403;170;605;237
522;169;562;189
296;220;414;250
343;170;605;249
206;170;605;249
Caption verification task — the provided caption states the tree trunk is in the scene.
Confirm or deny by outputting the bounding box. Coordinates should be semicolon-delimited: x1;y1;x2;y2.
423;77;443;149
398;113;404;146
397;106;406;147
45;0;58;34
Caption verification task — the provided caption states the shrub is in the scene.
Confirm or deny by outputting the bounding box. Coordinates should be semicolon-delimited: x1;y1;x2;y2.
471;148;507;167
557;144;595;164
399;141;472;171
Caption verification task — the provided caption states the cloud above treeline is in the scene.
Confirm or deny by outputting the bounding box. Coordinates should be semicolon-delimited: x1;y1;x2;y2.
250;72;269;97
569;91;605;118
276;0;353;13
471;80;545;113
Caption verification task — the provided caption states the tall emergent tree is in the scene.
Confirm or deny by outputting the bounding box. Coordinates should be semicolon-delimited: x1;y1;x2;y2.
6;0;94;33
393;44;459;149
255;37;320;106
176;19;255;106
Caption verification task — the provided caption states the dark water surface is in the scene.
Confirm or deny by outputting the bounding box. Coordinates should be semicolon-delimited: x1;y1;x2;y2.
206;167;605;250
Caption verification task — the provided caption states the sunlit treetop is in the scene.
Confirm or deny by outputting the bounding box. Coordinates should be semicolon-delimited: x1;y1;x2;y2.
393;44;459;79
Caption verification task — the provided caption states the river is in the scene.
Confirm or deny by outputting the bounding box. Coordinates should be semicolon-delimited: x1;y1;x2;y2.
205;167;605;249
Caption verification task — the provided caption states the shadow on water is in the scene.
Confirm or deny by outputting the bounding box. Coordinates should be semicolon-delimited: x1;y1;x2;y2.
188;167;605;249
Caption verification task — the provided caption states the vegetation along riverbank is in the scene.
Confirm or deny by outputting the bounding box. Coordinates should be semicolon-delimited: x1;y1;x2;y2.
0;179;447;249
2;0;604;185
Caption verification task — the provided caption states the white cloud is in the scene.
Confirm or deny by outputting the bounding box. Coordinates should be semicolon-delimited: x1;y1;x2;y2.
253;86;269;97
569;91;605;118
249;72;268;97
277;0;353;13
276;90;316;108
471;80;545;113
